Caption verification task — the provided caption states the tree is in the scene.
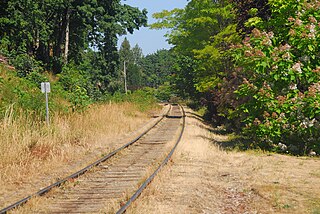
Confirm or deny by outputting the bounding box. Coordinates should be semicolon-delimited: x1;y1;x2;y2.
152;0;239;120
0;0;148;76
229;0;271;34
131;44;143;65
119;37;132;63
118;38;145;90
141;49;176;88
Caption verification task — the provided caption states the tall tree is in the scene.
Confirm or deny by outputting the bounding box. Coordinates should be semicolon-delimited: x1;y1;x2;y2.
229;0;271;34
152;0;239;120
118;38;145;90
0;0;148;76
141;49;176;88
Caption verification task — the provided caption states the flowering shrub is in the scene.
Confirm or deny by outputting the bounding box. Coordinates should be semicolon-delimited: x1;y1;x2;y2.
233;0;320;154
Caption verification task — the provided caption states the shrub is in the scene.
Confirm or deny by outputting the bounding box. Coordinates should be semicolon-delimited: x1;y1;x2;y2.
155;82;172;101
232;0;320;154
11;54;42;78
58;65;92;111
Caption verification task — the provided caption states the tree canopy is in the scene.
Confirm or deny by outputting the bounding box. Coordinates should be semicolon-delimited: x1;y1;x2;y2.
0;0;147;74
152;0;320;154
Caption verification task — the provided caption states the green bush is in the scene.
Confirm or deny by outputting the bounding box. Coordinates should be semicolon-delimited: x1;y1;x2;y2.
58;65;92;111
232;0;320;154
155;82;172;101
0;66;44;118
11;54;42;78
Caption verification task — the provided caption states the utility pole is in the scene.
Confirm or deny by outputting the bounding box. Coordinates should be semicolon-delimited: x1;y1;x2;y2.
124;61;128;94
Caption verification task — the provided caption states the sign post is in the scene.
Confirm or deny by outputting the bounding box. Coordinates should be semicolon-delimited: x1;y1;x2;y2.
41;82;51;125
124;61;128;94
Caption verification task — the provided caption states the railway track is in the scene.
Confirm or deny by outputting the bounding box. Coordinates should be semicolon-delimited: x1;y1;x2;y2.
1;104;185;213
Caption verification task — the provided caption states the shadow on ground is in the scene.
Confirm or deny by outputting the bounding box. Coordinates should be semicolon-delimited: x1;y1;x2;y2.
185;111;252;151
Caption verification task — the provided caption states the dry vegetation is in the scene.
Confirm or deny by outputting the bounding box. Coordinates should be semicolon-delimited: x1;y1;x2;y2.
0;102;160;208
127;108;320;214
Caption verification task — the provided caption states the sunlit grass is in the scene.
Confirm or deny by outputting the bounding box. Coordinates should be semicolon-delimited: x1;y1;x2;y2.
0;101;159;204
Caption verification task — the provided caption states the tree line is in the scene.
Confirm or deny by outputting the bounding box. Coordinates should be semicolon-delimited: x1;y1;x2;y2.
0;0;148;93
152;0;320;155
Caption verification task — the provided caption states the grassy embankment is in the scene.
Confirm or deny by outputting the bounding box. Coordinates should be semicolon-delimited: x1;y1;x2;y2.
0;64;160;201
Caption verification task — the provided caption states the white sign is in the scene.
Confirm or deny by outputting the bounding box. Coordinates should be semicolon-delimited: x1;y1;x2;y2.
41;82;51;93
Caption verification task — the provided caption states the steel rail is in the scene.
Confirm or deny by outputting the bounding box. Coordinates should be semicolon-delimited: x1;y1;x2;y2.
116;104;186;214
0;105;172;214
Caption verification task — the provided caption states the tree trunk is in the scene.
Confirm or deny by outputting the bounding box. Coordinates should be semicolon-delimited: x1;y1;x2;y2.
53;9;68;74
63;9;70;64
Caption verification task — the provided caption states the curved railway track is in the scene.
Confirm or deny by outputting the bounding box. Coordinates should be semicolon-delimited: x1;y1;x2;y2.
1;104;185;213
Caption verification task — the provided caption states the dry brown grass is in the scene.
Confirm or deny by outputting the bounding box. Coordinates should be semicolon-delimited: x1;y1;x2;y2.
126;108;320;214
0;102;160;208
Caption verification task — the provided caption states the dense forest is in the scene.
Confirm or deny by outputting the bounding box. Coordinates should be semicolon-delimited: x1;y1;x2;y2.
0;0;175;112
1;0;320;155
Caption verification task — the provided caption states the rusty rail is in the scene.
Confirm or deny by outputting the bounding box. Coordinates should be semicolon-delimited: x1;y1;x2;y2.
116;104;186;214
0;105;171;214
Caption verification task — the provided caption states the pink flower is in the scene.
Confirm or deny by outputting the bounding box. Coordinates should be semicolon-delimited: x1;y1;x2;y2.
263;111;270;118
306;24;316;33
279;44;291;51
289;29;296;36
272;112;278;118
309;16;317;23
244;50;253;57
263;81;271;90
292;62;303;73
244;42;252;48
289;83;297;90
313;82;320;91
252;28;262;38
253;118;261;125
255;49;265;57
277;95;286;105
262;38;272;46
312;67;320;73
288;17;295;22
243;78;249;84
282;52;291;60
295;19;303;26
308;33;315;39
268;31;274;38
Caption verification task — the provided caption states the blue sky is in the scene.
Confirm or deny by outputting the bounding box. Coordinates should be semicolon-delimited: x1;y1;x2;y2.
118;0;188;55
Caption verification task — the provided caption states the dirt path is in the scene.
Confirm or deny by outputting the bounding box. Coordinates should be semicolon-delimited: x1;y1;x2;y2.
127;107;320;214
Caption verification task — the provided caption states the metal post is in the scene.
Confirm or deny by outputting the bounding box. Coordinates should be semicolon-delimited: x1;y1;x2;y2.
45;90;49;125
41;82;50;125
124;61;128;94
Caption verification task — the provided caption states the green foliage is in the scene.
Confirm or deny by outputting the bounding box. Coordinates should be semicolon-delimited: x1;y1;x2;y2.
0;65;66;119
151;0;320;155
125;88;157;112
68;86;91;112
152;0;239;122
232;0;320;154
106;88;158;112
229;0;270;34
0;0;147;77
11;54;42;78
58;64;92;111
155;82;172;101
141;49;176;88
118;38;145;91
